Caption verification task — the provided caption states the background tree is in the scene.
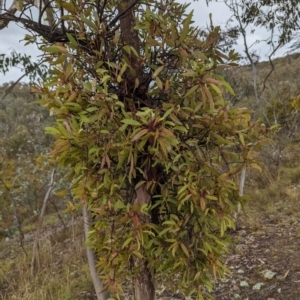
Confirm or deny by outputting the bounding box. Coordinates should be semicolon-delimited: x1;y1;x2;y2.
0;51;48;102
0;1;262;299
208;0;300;192
207;0;300;48
204;0;300;199
0;84;69;237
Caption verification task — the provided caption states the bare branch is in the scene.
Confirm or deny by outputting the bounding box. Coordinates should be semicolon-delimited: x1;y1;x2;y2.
37;0;55;27
0;0;17;29
259;40;283;98
0;62;43;103
0;73;27;102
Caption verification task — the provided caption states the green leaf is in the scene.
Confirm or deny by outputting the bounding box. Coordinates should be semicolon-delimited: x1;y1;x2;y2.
179;10;193;42
82;16;98;31
45;127;60;135
101;75;111;84
132;251;144;259
158;138;168;158
182;69;197;77
156;76;163;90
160;107;173;121
238;132;245;146
184;85;199;98
118;123;128;132
210;83;222;95
86;107;99;112
119;63;128;77
178;184;188;195
132;128;149;142
249;162;262;172
43;46;67;53
121;119;141;126
136;108;153;117
117;149;130;169
78;113;90;123
135;181;146;190
122;237;134;248
152;65;164;78
66;33;78;48
180;243;189;257
163;220;176;225
222;80;235;95
173;126;188;133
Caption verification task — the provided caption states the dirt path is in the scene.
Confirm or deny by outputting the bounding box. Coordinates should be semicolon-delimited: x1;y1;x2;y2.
213;208;300;300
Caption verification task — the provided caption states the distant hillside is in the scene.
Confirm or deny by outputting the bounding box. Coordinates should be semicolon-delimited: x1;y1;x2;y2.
224;52;300;110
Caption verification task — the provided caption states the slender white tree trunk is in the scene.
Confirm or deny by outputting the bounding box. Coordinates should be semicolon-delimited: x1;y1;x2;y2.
31;166;56;275
237;166;246;215
83;203;109;300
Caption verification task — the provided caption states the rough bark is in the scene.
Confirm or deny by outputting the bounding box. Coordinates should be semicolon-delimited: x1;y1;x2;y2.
117;0;144;90
132;183;156;300
133;261;155;300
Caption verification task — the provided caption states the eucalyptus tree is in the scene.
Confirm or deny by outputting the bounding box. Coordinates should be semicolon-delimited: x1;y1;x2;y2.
0;1;261;299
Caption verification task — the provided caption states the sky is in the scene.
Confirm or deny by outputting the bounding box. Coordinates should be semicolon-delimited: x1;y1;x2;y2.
0;1;291;84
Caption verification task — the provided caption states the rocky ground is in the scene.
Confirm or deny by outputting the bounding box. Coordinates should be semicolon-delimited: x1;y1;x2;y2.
213;199;300;300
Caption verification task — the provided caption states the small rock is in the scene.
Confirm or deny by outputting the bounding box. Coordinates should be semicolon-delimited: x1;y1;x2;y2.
240;280;249;287
252;282;264;290
262;270;276;280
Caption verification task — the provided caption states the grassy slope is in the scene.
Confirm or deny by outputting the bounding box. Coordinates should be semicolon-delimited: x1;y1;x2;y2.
0;215;95;300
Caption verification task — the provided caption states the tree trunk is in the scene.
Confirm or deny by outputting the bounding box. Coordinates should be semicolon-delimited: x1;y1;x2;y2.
83;203;110;300
236;165;246;218
239;166;246;198
117;1;156;299
31;166;56;275
132;183;156;300
133;262;155;300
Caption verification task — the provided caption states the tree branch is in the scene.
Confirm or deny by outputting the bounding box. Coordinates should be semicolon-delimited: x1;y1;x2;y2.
0;62;43;103
0;0;17;29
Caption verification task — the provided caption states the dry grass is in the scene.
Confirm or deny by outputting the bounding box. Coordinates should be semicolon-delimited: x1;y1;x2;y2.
0;220;94;300
240;161;300;233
